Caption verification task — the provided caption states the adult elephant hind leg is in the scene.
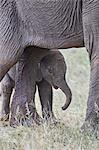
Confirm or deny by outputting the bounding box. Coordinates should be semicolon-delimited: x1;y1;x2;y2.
37;79;56;123
0;46;22;124
81;1;99;133
0;73;14;121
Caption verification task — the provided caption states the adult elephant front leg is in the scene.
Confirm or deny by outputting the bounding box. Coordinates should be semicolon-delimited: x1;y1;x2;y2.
37;79;56;123
10;49;41;127
81;0;99;133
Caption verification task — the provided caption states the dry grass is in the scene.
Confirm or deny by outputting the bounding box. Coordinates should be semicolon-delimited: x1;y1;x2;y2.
0;48;99;150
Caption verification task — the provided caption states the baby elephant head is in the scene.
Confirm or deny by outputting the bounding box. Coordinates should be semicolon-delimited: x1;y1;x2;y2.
40;51;72;110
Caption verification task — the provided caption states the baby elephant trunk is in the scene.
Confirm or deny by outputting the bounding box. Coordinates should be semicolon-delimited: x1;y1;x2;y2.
57;79;72;110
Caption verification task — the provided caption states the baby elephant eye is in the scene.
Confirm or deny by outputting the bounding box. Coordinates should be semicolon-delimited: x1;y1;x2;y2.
48;66;53;74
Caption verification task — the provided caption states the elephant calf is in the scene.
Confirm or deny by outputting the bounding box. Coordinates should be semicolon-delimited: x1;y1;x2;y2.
0;49;72;126
0;65;53;124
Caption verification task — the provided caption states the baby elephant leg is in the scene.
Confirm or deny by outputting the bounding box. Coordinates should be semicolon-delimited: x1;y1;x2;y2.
28;84;43;125
0;73;14;121
37;79;56;122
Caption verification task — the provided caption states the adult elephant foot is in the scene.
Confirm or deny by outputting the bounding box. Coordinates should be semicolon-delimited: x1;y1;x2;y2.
0;113;9;121
10;114;43;127
10;113;43;127
31;110;43;125
81;112;99;134
10;97;29;127
82;0;99;136
10;101;43;127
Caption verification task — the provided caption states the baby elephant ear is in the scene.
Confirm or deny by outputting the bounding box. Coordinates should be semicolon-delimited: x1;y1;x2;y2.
36;65;42;82
40;58;46;76
40;55;48;70
40;56;52;73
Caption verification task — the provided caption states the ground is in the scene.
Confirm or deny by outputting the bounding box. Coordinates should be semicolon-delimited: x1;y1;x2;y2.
0;48;99;150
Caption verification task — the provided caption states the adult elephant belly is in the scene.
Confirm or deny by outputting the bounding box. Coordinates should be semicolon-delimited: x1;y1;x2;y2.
0;0;84;82
18;0;84;49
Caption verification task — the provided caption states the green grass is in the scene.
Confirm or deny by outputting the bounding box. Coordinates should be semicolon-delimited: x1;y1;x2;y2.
0;48;99;150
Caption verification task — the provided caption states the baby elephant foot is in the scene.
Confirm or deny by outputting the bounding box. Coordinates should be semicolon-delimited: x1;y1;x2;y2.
43;111;57;124
31;111;43;125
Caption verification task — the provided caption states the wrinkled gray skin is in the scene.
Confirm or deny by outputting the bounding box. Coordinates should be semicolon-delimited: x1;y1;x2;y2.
0;64;53;124
0;49;72;126
81;1;99;133
0;66;15;120
0;0;99;131
10;48;72;126
0;0;83;80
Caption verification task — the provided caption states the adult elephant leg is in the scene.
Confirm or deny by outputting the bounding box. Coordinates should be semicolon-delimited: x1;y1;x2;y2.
0;65;16;121
10;49;42;127
81;0;99;132
0;74;14;121
0;46;23;122
37;79;56;122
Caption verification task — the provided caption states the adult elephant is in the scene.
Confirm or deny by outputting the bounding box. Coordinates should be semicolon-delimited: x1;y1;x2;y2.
0;0;83;81
0;0;99;131
81;0;99;132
